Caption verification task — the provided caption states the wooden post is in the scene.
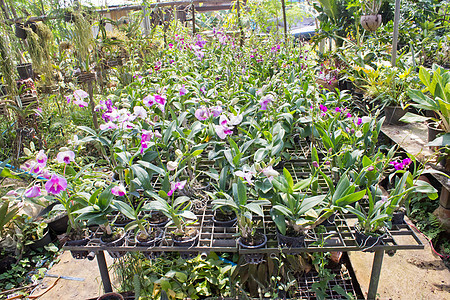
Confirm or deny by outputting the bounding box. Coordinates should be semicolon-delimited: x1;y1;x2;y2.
391;0;401;66
87;80;99;130
191;3;195;35
237;0;244;46
281;0;287;43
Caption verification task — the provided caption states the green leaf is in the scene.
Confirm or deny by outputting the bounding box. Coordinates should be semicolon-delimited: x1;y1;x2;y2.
175;272;187;282
270;210;286;235
399;112;430;123
179;210;197;220
255;178;273;193
427;133;450;146
297;195;326;216
236;178;247;206
137;160;165;175
254;149;268;162
112;200;136;220
244;202;265;217
283;168;294;191
335;190;366;207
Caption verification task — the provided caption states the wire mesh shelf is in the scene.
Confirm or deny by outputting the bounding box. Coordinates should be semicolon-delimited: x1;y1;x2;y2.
63;204;423;255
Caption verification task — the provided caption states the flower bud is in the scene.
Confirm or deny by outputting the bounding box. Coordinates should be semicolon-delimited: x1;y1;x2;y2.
175;149;183;158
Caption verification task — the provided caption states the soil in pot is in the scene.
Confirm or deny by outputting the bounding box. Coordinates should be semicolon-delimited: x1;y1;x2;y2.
100;228;125;246
147;211;169;227
238;232;268;264
111;214;133;228
276;227;305;248
172;228;199;247
135;227;164;247
239;231;267;248
212;209;237;227
384;106;407;125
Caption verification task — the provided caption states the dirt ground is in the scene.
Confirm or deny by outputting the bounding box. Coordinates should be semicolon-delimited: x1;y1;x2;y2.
30;251;118;299
349;224;450;300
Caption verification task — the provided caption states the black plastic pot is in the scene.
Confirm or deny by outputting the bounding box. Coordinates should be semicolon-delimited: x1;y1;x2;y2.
172;229;199;247
147;211;169;227
29;229;52;251
384;106;407;125
354;226;383;251
318;213;336;227
16;63;33;80
38;202;69;235
96;292;124;300
100;230;126;247
135;228;164;247
66;237;90;259
101;230;127;259
15;23;27;39
212;211;237;227
238;233;267;264
391;211;405;225
47;213;69;235
427;122;444;143
276;229;305;248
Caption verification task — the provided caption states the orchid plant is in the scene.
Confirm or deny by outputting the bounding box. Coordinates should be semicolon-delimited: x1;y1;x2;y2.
212;178;270;239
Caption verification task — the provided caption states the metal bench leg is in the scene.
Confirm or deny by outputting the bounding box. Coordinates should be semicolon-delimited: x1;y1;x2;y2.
97;251;113;293
367;249;384;300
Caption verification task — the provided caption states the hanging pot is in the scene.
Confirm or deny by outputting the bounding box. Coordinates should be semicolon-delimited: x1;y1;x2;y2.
16;63;33;80
384;106;407;125
360;14;382;32
15;23;27;39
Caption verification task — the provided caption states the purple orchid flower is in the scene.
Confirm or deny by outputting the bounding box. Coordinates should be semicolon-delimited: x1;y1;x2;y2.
56;150;75;164
25;185;42;198
167;180;187;197
45;174;68;195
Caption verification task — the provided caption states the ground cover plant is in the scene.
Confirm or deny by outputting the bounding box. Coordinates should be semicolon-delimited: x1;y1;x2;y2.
1;0;450;298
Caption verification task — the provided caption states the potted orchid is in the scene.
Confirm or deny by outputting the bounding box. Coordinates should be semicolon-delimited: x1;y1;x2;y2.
212;178;270;249
144;175;198;247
